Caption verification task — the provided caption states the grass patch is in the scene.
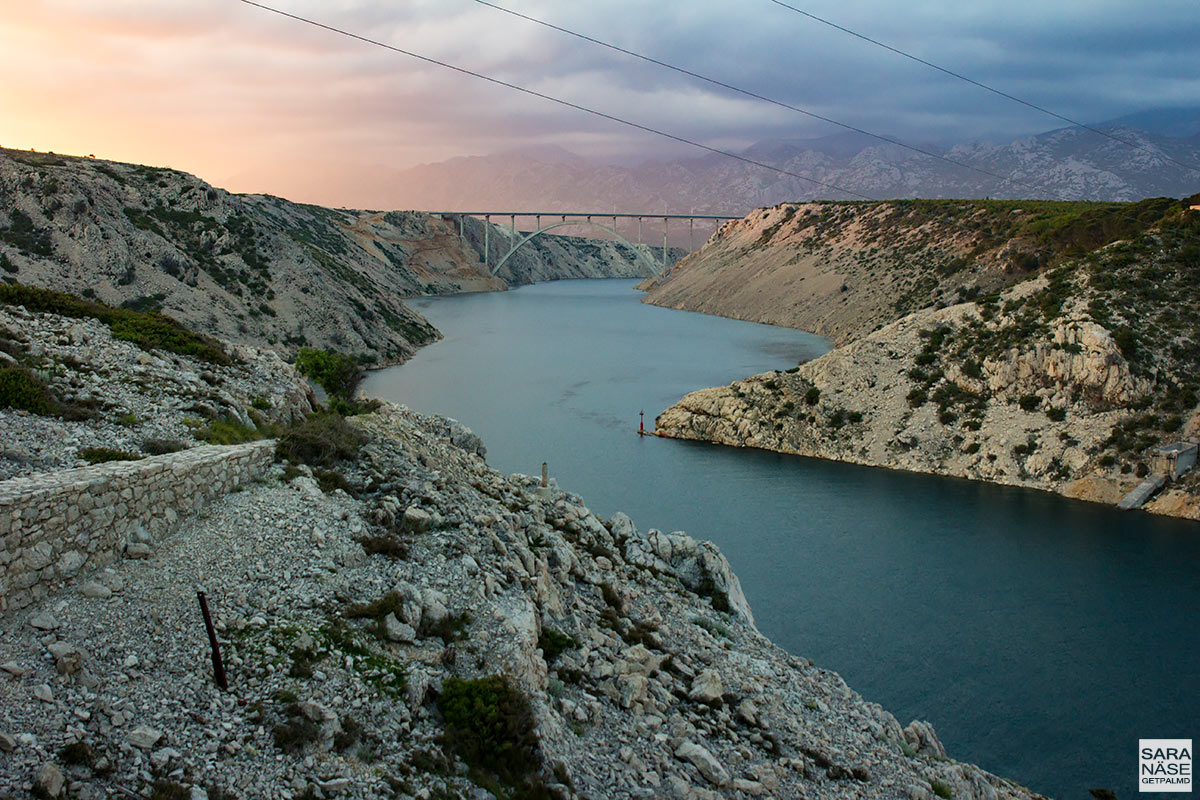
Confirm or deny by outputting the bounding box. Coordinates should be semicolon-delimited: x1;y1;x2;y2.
194;417;271;445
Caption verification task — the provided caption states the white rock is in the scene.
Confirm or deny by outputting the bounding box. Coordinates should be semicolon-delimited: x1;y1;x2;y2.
29;612;59;631
403;506;434;532
382;613;416;643
56;550;86;577
35;762;65;798
79;581;113;599
126;542;152;559
128;725;163;749
674;740;730;787
688;670;723;705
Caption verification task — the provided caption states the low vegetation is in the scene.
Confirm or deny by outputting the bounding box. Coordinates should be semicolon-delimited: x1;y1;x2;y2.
275;412;364;467
0;282;231;364
78;447;144;465
437;675;549;797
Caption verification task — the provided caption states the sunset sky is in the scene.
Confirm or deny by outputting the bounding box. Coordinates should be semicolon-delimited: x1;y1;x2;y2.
2;1;1196;208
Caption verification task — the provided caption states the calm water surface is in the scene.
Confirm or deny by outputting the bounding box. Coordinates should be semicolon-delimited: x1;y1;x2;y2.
365;279;1200;799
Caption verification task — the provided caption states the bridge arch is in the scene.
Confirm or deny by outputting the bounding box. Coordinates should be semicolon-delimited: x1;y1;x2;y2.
491;220;666;277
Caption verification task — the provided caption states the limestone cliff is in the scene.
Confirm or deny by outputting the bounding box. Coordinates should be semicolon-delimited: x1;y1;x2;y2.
656;206;1200;518
0;148;655;366
641;198;1177;345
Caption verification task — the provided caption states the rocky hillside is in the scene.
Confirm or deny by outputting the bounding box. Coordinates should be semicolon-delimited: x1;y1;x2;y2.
0;294;1046;798
656;203;1200;519
0;148;656;366
641;197;1177;345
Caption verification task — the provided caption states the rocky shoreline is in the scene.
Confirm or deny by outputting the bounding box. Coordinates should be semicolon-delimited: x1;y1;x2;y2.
650;202;1200;522
0;303;1048;799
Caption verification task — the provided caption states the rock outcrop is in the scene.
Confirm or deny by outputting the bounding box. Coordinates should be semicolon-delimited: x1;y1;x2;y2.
654;209;1200;518
641;198;1176;345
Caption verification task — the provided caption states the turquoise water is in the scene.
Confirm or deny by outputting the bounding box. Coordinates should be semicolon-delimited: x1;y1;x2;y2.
365;279;1200;799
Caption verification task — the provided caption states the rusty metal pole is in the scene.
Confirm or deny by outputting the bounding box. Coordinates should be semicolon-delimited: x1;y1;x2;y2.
197;591;228;691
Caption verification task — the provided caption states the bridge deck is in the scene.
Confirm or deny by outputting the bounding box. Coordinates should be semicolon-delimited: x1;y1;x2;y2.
427;211;741;220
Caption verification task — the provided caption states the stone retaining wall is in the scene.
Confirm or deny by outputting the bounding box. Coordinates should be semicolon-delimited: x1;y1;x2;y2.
0;441;275;612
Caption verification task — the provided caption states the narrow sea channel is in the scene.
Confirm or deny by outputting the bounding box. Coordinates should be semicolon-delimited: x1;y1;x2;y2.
364;279;1200;799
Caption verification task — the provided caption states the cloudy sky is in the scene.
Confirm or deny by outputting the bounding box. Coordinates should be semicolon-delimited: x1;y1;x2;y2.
2;0;1196;207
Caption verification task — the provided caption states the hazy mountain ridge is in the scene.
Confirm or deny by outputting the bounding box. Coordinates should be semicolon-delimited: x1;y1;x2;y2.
387;116;1200;216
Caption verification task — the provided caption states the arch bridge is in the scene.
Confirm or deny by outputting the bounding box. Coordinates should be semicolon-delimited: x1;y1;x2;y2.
431;211;741;276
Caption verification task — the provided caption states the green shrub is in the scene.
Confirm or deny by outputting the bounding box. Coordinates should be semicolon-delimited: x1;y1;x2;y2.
59;741;96;767
438;676;542;789
276;413;363;467
0;366;52;414
538;629;579;663
0;252;16;273
1047;407;1067;422
421;611;471;644
345;591;404;621
804;386;821;406
360;535;408;559
79;447;143;465
295;347;362;401
906;388;927;408
1018;394;1040;411
930;778;954;799
272;703;321;754
148;781;191;800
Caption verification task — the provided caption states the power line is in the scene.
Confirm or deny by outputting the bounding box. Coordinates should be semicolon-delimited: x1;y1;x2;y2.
466;0;1050;196
235;0;880;202
766;0;1200;177
236;0;1173;245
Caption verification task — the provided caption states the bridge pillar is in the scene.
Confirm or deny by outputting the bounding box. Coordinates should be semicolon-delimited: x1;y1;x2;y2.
484;215;490;270
510;215;517;242
459;214;464;239
536;214;541;232
638;217;642;246
662;217;668;269
689;218;694;253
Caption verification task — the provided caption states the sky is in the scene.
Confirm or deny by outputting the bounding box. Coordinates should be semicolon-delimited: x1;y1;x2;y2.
2;0;1197;207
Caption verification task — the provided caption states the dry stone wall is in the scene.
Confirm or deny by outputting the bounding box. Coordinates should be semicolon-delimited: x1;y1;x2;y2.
0;441;275;612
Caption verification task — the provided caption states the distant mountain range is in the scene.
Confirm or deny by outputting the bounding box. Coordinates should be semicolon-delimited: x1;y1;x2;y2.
387;108;1200;215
